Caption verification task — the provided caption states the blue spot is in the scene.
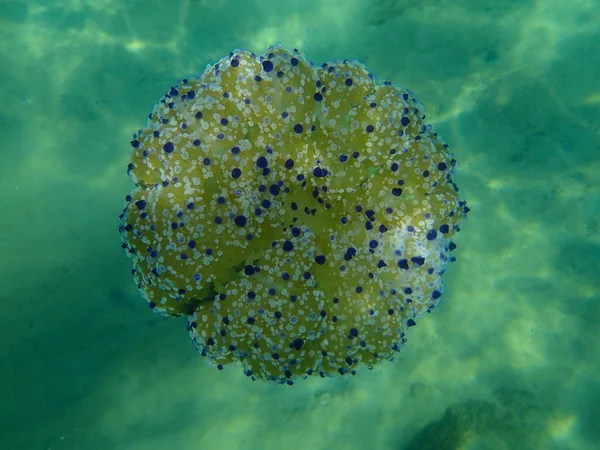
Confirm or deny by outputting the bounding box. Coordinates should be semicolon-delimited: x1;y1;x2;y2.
256;156;268;168
290;338;304;350
262;60;274;72
234;215;247;227
397;259;409;270
426;229;437;240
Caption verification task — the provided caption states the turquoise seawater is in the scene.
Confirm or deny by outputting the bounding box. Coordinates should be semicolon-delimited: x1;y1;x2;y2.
1;0;599;449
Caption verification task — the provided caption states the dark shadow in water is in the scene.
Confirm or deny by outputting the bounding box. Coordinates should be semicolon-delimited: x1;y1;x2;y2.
400;387;546;449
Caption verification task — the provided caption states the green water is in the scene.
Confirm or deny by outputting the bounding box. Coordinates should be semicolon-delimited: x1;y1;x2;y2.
1;0;599;449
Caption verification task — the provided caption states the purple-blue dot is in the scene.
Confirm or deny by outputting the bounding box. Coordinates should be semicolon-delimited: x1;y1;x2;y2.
294;123;304;133
411;256;425;266
256;156;268;168
163;142;174;153
234;215;247;227
262;60;274;72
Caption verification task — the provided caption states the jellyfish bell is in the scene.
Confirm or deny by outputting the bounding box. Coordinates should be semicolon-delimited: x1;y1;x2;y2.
119;45;469;385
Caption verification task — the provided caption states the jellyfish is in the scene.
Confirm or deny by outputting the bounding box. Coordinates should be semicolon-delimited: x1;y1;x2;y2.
119;45;469;384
